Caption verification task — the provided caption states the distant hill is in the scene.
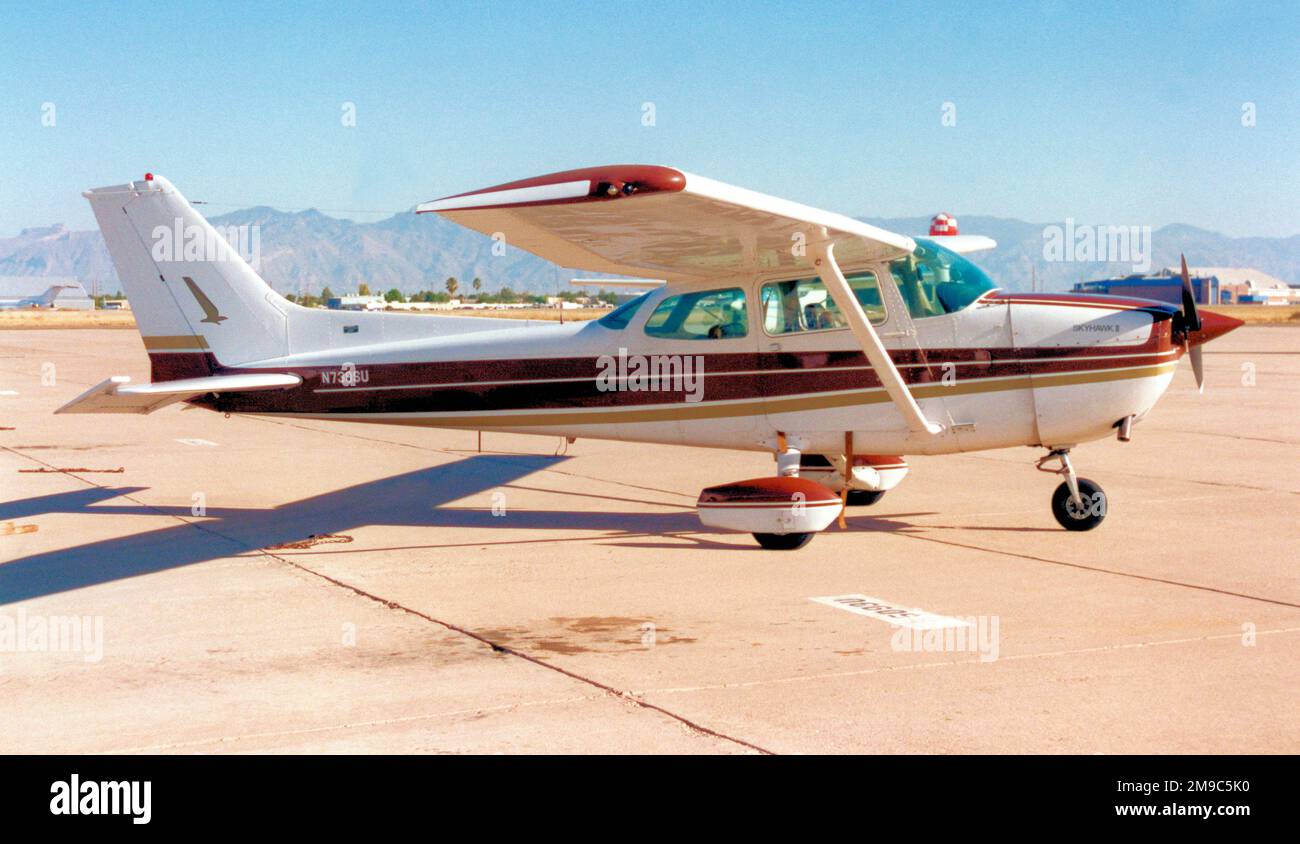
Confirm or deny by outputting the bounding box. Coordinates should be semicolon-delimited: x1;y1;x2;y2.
863;215;1300;293
2;209;1297;296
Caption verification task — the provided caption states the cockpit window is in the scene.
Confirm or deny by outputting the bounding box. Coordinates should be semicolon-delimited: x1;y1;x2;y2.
889;239;996;318
643;288;748;340
597;292;650;329
761;272;885;334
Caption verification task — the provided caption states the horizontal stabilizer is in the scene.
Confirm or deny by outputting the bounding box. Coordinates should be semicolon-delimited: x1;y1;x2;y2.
55;372;301;415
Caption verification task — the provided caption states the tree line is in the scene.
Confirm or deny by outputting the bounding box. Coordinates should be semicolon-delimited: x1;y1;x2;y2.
283;277;623;308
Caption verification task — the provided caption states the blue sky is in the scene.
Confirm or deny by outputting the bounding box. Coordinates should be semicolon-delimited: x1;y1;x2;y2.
1;0;1297;237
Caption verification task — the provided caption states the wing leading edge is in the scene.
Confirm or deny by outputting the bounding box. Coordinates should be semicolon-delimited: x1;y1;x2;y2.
417;165;916;281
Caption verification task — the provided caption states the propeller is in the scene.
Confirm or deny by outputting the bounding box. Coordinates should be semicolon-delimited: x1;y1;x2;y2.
1175;255;1205;392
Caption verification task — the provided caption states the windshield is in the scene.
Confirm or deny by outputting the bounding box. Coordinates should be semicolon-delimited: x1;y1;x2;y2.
888;239;997;318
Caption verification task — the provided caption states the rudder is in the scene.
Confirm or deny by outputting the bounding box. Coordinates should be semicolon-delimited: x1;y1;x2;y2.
85;173;289;379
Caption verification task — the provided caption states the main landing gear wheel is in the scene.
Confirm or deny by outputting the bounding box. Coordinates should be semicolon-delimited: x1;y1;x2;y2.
845;490;886;507
752;532;815;550
1051;478;1107;530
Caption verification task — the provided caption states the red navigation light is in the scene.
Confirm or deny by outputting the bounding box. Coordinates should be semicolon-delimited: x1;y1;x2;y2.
144;172;154;181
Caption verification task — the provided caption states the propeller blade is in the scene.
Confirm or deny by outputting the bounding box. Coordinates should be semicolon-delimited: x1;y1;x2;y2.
1179;254;1202;332
1189;343;1204;393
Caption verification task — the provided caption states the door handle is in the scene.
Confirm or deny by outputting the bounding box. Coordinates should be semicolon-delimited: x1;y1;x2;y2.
767;342;782;351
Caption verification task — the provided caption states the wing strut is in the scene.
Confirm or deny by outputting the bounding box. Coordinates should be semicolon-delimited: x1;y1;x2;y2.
812;238;942;436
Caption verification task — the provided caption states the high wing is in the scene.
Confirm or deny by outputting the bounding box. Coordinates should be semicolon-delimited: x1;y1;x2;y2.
56;373;301;415
420;165;942;436
417;165;916;281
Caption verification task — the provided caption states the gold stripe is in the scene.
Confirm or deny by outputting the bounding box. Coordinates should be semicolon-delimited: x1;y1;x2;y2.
142;335;209;351
322;362;1178;430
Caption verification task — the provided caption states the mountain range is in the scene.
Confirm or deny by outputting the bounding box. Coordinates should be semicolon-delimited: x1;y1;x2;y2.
2;209;1297;297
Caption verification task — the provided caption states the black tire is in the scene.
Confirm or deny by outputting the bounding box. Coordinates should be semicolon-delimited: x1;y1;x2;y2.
753;532;814;550
1051;478;1107;531
845;489;886;507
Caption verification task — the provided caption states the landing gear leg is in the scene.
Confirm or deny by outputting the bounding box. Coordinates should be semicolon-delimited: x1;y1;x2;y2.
1036;448;1107;531
752;434;816;549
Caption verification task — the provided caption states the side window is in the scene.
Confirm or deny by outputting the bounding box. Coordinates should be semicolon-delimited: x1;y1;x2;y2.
760;272;885;334
597;292;649;329
643;288;748;340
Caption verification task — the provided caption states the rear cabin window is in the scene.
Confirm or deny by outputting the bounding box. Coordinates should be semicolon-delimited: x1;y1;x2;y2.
643;288;749;340
760;272;885;334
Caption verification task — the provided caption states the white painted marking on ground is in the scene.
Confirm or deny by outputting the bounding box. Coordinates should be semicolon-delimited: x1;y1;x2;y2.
176;438;218;447
0;390;18;396
810;594;972;629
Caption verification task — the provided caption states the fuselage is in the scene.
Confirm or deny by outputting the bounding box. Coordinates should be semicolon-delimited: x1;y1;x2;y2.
180;263;1189;458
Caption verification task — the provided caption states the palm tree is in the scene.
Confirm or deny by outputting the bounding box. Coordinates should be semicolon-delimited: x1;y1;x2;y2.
446;277;459;298
472;277;482;296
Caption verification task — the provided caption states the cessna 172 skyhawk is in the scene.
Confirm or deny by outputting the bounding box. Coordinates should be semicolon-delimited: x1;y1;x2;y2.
59;167;1241;549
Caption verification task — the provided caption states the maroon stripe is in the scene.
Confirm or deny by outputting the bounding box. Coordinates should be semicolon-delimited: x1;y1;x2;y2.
193;351;1174;416
987;290;1179;312
157;334;1171;389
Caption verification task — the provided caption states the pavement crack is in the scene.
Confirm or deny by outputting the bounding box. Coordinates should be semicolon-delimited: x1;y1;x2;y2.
637;626;1300;697
253;546;775;755
2;443;771;754
893;529;1300;610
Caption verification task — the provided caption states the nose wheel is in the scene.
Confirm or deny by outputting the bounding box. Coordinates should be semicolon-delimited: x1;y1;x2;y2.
1037;449;1107;531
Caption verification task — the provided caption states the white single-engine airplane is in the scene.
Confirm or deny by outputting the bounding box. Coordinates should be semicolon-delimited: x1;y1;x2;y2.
59;167;1241;548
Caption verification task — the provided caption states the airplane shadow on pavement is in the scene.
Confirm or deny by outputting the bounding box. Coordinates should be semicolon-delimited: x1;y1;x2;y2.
0;453;604;605
0;452;994;606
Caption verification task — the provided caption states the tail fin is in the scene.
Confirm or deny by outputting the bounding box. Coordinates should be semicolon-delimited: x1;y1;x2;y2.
84;174;289;379
35;286;67;306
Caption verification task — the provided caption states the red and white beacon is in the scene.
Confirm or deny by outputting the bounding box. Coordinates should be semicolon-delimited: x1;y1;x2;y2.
929;212;958;236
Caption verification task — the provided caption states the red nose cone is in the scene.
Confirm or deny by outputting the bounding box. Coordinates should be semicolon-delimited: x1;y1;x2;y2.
1188;309;1245;347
